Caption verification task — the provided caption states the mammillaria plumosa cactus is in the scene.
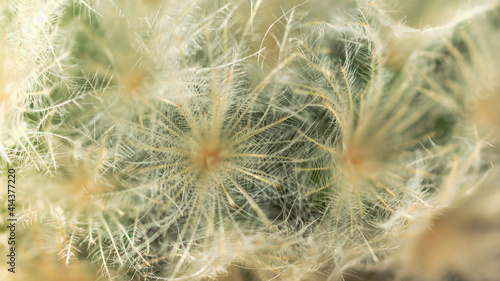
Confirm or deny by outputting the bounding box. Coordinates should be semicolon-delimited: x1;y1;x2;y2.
1;0;500;281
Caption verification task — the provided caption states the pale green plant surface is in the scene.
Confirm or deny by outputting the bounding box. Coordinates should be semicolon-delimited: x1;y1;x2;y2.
2;0;500;281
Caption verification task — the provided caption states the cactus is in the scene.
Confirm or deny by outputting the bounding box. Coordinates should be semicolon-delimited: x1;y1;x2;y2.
2;0;500;280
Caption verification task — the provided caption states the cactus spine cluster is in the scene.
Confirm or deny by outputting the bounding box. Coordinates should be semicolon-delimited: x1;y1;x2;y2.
1;0;500;280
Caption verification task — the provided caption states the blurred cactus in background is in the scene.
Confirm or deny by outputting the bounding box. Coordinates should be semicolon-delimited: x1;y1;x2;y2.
1;0;500;280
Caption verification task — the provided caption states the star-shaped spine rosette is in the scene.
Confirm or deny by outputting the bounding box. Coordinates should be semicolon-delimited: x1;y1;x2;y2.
81;4;311;279
289;12;490;275
106;70;301;278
